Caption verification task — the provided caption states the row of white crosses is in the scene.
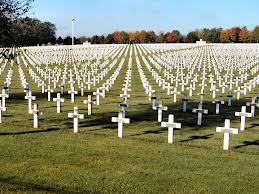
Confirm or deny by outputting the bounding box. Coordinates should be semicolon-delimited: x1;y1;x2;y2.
136;44;259;128
67;53;128;133
134;47;183;143
138;44;259;107
138;45;259;148
0;64;13;123
1;44;259;149
16;45;129;134
216;101;255;150
0;56;42;128
112;48;133;138
23;43;259;106
24;45;128;98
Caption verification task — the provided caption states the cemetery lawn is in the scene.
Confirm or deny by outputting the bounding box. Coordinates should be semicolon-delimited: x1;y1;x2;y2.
0;47;259;194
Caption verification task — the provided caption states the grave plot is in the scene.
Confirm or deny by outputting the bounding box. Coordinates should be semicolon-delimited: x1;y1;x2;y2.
0;44;258;193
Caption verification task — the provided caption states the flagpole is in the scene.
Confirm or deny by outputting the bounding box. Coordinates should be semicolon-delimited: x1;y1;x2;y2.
72;17;75;46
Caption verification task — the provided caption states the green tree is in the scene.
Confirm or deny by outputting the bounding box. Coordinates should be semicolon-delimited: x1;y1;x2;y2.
0;0;33;48
146;31;157;43
250;25;259;43
186;31;199;43
56;36;63;45
63;36;72;45
105;34;114;44
120;31;129;44
78;36;88;44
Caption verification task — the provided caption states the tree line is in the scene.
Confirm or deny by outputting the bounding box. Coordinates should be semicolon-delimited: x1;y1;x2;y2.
1;0;56;48
59;26;258;45
1;1;259;48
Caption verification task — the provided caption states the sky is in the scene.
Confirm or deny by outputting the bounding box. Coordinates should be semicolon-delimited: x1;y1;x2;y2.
29;0;259;38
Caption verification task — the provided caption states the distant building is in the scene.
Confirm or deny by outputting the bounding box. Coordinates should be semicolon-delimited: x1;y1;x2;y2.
83;41;91;45
196;39;206;45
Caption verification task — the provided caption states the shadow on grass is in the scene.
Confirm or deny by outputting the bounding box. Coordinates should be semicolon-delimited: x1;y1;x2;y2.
0;176;98;194
180;134;214;142
7;92;48;103
234;140;259;149
7;91;94;103
0;128;60;136
67;98;256;136
130;127;167;136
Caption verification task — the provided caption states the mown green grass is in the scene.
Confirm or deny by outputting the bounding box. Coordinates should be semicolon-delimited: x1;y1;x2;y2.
0;46;258;194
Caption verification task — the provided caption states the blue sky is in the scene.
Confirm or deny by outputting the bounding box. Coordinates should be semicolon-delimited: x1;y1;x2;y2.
29;0;259;37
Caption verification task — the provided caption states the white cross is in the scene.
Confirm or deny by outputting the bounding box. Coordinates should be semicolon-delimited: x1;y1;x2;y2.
25;91;36;113
198;92;206;104
161;114;181;144
216;119;238;150
80;83;85;96
45;85;54;101
39;82;45;94
31;103;40;128
93;88;102;106
83;95;94;115
220;82;227;93
234;87;242;100
111;111;130;138
192;103;208;126
171;87;180;102
235;106;252;131
68;107;84;133
227;91;233;106
246;97;256;117
182;94;188;112
154;102;168;122
187;84;194;96
165;83;173;95
60;82;65;95
210;85;219;98
85;80;92;90
24;83;30;95
212;97;224;114
100;86;107;98
0;100;6;123
151;95;158;110
53;93;64;113
68;87;78;103
119;99;128;117
0;89;9;107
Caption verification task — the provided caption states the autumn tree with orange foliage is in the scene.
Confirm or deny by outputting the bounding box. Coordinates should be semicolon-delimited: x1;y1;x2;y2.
228;27;241;42
113;32;121;43
88;25;259;44
220;30;230;43
166;33;179;43
239;27;250;43
139;31;147;43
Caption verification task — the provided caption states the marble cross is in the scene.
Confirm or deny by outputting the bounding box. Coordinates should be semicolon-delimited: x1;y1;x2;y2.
111;111;130;138
0;100;6;123
68;107;84;133
25;91;36;113
83;95;94;116
68;87;78;103
216;119;238;150
192;103;208;126
53;93;64;113
246;97;256;117
154;102;168;122
0;89;9;107
235;106;252;131
161;114;181;144
212;97;224;114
